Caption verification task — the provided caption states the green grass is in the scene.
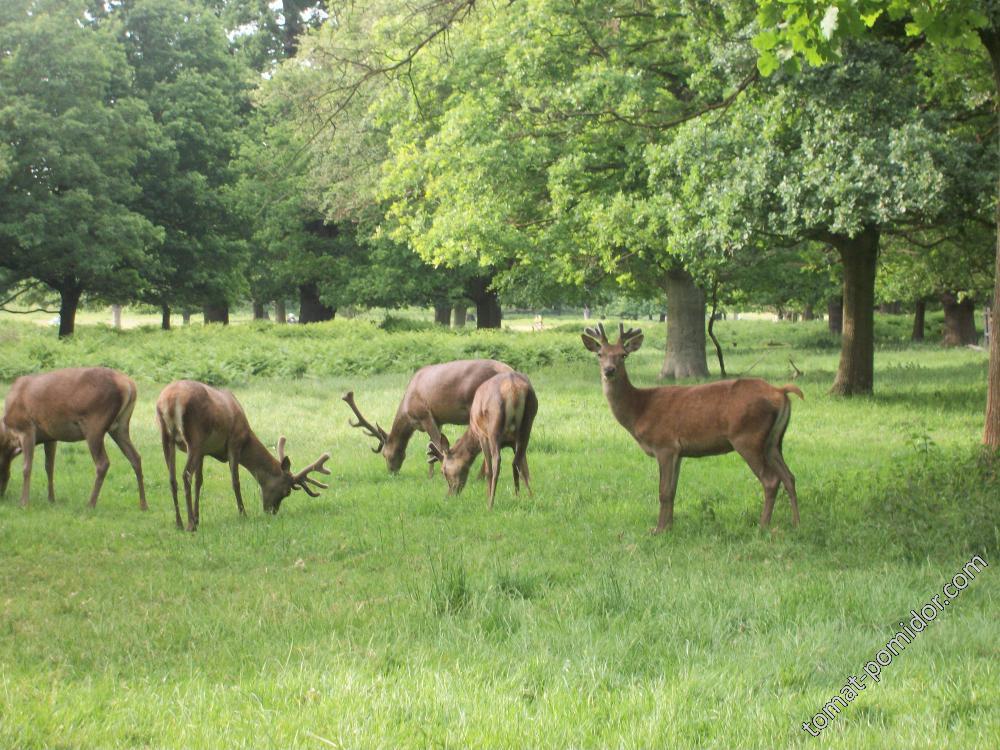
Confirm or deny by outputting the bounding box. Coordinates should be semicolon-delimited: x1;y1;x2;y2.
0;318;997;748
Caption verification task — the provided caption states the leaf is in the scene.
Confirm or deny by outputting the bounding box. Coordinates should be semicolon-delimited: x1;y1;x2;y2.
756;50;780;77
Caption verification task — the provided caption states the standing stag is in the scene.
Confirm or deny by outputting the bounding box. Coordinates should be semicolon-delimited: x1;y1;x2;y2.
343;359;513;475
0;367;147;509
427;371;537;508
582;323;803;533
156;380;331;531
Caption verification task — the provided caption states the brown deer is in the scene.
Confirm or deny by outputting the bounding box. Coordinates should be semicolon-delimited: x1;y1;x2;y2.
426;371;537;508
343;359;513;475
0;367;147;509
156;380;331;531
582;323;803;533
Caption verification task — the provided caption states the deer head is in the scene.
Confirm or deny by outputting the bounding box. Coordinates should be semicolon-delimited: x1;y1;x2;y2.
0;420;22;497
262;436;331;513
581;322;644;380
426;440;472;495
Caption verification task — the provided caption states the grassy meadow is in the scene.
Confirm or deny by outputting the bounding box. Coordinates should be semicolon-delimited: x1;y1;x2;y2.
0;315;997;749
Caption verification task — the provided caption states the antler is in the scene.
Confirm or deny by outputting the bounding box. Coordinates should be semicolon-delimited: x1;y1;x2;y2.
292;453;331;497
618;322;643;344
583;321;609;344
426;441;445;465
342;391;388;453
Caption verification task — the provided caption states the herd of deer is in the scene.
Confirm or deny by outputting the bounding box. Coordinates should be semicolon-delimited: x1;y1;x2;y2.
0;323;803;533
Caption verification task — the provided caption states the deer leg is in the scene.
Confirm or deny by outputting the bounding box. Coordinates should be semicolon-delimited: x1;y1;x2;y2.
44;442;57;503
228;451;245;516
182;452;202;532
110;427;147;511
653;452;681;535
771;451;799;527
85;434;111;508
733;440;781;528
194;463;204;528
18;429;36;507
487;444;501;510
162;431;182;529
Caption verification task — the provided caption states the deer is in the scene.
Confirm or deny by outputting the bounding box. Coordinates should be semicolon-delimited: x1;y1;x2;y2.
581;322;803;534
343;359;513;476
0;367;147;509
156;380;331;531
426;371;538;508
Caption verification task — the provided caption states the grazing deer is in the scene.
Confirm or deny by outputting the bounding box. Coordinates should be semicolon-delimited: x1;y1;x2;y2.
582;323;803;533
343;359;513;475
0;367;147;509
156;380;331;531
426;372;538;508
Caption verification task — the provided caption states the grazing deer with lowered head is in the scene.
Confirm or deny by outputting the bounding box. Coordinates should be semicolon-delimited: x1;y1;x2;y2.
156;380;331;531
426;371;538;508
582;323;803;533
343;359;513;476
0;367;147;509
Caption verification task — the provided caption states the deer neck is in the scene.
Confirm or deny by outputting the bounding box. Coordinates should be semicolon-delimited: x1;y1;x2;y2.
451;429;482;467
240;433;282;485
386;413;415;461
603;367;645;432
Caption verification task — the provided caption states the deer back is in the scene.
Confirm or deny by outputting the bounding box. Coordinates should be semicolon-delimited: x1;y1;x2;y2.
156;380;254;461
469;372;535;446
3;367;137;443
401;359;514;426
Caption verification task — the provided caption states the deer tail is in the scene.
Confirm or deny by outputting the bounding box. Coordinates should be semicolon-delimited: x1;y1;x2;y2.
780;384;805;401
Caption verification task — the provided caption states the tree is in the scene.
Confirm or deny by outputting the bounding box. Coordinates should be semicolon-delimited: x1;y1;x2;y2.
0;2;162;336
118;0;251;328
650;37;987;393
754;1;1000;443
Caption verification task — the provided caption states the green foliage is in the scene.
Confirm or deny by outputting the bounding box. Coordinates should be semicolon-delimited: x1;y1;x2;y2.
0;2;163;303
0;320;592;385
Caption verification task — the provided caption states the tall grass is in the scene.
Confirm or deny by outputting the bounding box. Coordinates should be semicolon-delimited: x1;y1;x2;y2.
0;316;995;749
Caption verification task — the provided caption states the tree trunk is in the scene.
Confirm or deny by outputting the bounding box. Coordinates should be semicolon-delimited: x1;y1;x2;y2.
941;293;978;347
828;296;843;335
203;303;229;325
252;300;267;321
452;306;467;328
275;299;287;325
830;227;879;396
659;268;709;380
476;293;502;329
298;283;334;323
182;310;191;325
112;304;123;329
160;304;171;331
57;285;81;338
434;303;451;326
980;26;1000;447
802;304;815;321
911;299;926;342
466;276;502;329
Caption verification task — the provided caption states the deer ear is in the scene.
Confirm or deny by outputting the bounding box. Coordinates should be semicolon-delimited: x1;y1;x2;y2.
623;334;644;354
581;334;601;352
280;456;291;472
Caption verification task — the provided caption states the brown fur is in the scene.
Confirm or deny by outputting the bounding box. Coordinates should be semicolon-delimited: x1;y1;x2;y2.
427;372;538;509
0;367;146;509
156;380;330;531
583;324;802;533
345;359;513;475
